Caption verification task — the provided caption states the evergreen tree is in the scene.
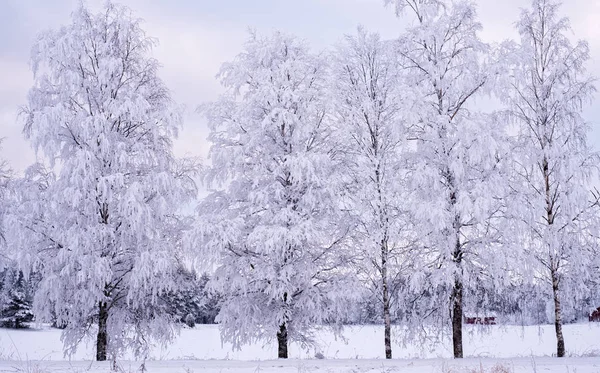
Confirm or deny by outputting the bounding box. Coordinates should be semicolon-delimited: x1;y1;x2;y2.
0;268;34;329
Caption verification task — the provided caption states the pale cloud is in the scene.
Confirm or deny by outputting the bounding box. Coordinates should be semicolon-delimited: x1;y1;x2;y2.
0;58;35;171
144;22;247;161
1;0;599;173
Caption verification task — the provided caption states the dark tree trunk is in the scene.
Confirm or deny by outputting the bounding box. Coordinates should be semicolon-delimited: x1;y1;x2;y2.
450;186;463;359
543;157;565;358
277;323;288;359
381;240;392;359
451;277;463;358
552;270;565;357
96;301;108;361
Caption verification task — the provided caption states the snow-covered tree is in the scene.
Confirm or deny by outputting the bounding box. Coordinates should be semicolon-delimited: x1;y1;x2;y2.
0;151;23;330
160;267;220;327
0;268;35;329
0;143;17;326
330;29;414;359
12;2;197;360
499;0;598;357
198;31;356;359
0;142;10;248
384;0;507;358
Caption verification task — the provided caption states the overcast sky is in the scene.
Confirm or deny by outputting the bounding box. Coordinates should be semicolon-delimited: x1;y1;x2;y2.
1;0;599;173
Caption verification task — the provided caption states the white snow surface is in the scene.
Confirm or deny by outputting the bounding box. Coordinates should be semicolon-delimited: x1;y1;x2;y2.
0;323;599;372
2;357;600;373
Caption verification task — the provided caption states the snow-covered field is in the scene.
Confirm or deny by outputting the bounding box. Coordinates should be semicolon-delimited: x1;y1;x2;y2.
2;357;600;373
0;323;599;372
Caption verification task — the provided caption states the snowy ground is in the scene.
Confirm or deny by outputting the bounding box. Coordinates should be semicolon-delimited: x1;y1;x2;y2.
0;323;598;372
2;357;600;373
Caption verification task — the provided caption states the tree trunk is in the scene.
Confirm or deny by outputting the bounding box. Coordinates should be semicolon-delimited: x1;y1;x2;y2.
277;323;288;359
381;240;392;359
451;277;463;358
96;301;108;361
544;157;565;358
551;270;565;357
450;188;463;359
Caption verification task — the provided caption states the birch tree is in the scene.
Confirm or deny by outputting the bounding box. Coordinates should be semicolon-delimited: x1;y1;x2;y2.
384;0;507;358
0;146;11;281
330;29;413;359
12;2;197;360
198;31;355;359
500;0;597;357
0;147;9;250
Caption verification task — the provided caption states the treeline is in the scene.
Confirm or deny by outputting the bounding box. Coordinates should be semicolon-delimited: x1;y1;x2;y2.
0;268;220;329
1;269;594;330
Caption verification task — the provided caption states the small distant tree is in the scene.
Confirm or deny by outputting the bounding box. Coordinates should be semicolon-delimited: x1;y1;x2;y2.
11;2;196;361
0;143;18;327
198;31;356;359
160;268;219;327
0;268;35;329
499;0;598;357
196;273;221;325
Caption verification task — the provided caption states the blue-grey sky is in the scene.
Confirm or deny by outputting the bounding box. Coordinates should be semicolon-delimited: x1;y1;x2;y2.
1;0;599;173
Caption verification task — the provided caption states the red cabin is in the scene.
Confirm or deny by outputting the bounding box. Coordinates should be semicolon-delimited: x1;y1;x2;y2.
464;316;496;325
